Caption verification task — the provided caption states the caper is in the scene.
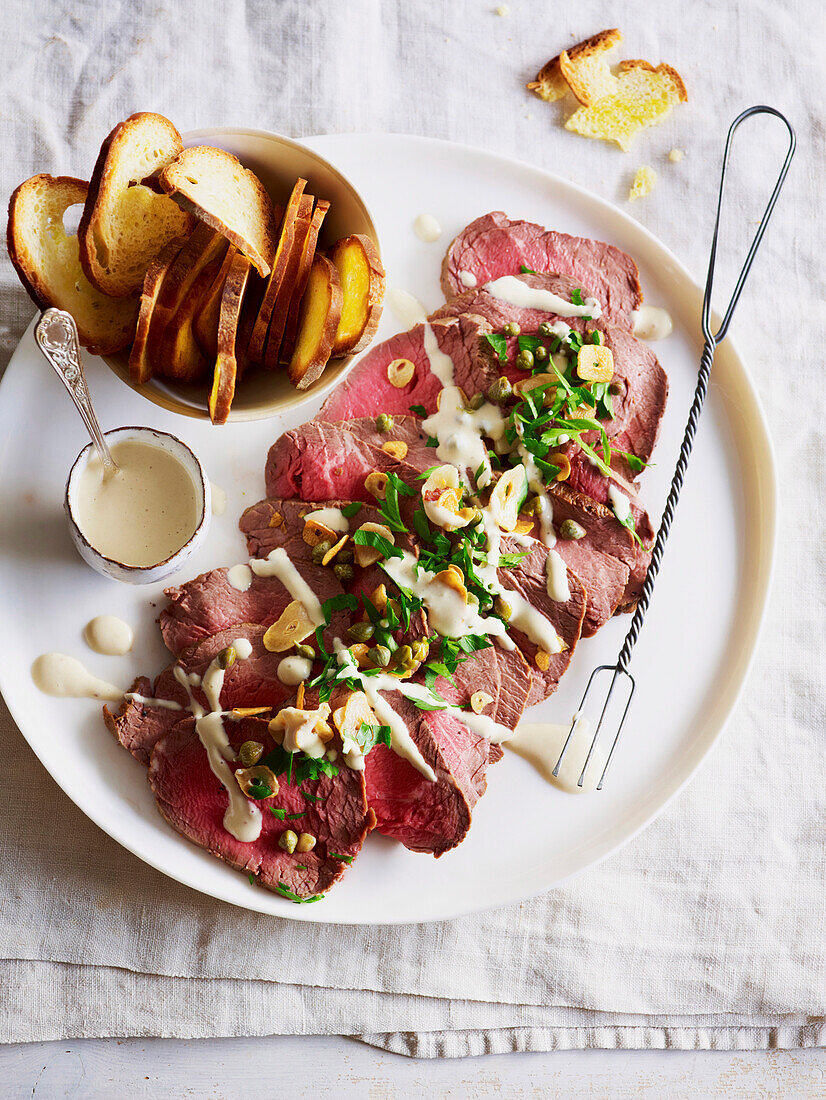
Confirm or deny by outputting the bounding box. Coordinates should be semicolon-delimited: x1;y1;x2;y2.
279;829;298;854
238;740;264;767
368;644;391;667
521;496;538;517
312;539;333;564
538;321;554;338
348;621;375;644
376;413;394;433
218;645;236;670
495;596;512;622
295;643;315;660
609;381;623;395
535;345;548;362
560;519;586;541
336;547;354;563
516;349;534;371
395;644;415;671
333;562;354;581
296;832;317;853
488;376;512;405
503;321;521;337
411;639;430;663
468;392;485;410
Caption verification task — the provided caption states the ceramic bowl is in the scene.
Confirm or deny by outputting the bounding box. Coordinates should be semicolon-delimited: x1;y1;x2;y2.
64;426;211;584
102;128;380;422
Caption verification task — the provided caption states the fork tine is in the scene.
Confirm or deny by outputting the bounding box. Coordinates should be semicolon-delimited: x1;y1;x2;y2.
552;664;605;777
576;665;624;787
595;675;636;790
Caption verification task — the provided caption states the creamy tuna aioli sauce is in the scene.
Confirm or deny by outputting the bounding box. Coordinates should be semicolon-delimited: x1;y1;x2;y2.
608;483;632;523
250;548;325;626
210;482;227;516
84;615;134;656
32;653;122;701
277;655;314;685
631;305;673;341
227;563;253;592
74;440;199;567
413;213;442;242
458;269;478;287
484;276;602;319
304;507;349;533
387;288;428;329
505;717;605;792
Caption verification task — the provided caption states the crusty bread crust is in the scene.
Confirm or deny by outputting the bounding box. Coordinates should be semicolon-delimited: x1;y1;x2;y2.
160;146;278;277
192;246;237;361
7;173;138;355
78;112;193;297
528;28;621;104
248;179;307;364
280;199;329;363
129;235;189;383
209;252;252;423
262;192;315;370
329;234;385;357
287;254;343;390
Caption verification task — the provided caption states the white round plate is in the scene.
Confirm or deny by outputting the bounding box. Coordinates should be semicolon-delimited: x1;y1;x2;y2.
0;133;775;923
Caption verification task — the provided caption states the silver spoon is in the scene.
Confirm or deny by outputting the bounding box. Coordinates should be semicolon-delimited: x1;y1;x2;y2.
34;308;119;480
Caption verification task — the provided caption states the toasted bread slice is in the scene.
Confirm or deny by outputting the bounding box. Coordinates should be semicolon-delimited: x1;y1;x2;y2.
209;253;252;424
78;112;194;298
262;193;314;369
559;30;623;106
328;234;385;357
527;29;621;103
159;146;278;277
280;199;329;363
144;223;228;379
192;246;237;360
565;59;687;150
287;254;342;390
129;234;190;383
158;248;230;383
248;179;307;363
7;174;138;355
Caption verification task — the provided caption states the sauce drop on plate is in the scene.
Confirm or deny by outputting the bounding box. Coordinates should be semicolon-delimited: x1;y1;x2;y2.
73;440;199;567
506;717;605;792
32;653;123;702
413;213;442;243
84;615;134;656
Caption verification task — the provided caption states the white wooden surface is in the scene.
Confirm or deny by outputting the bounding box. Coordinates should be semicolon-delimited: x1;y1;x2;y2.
2;1037;825;1098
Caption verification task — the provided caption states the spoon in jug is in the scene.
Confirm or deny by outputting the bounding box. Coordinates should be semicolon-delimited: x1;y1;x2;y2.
34;308;119;480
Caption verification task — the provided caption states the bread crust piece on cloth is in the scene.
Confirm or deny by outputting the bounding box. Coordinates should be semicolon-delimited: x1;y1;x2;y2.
0;0;825;1056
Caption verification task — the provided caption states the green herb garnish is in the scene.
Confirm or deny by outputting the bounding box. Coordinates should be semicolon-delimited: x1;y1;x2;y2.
275;882;323;904
341;501;363;518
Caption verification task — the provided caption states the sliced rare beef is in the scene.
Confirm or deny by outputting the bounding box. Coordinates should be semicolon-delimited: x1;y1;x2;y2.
363;691;491;856
431;643;532;734
104;624;307;766
497;536;587;706
160;558;344;657
265;421;426;503
549;483;653;611
318;314;498;421
441;211;642;325
432;272;668;475
149;716;373;899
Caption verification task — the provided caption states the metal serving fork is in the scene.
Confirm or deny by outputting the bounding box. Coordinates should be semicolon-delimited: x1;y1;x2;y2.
554;105;796;791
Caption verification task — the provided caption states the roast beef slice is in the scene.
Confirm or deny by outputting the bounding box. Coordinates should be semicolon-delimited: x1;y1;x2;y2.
441;211;642;325
149;716;373;899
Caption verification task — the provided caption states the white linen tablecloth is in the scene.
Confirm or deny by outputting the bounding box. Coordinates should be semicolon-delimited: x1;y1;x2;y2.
0;0;824;1057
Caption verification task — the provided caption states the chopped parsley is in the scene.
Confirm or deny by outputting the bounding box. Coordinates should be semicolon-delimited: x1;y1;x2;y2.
248;872;256;885
519;264;539;274
483;333;508;362
352;528;403;561
354;721;392;754
275;882;323;904
261;744;339;785
377;472;415;533
341;501;363;518
330;852;354;863
409;404;427;417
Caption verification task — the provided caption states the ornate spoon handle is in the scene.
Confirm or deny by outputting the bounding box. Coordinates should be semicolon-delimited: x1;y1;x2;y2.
34;308;118;478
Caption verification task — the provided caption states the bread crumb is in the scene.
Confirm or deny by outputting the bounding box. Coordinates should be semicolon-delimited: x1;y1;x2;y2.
629;165;657;200
668;147;684;163
495;4;510;14
566;60;687;150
